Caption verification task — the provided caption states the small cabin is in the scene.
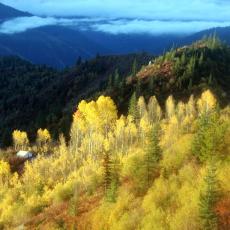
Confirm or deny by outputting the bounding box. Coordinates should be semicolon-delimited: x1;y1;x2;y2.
16;151;33;159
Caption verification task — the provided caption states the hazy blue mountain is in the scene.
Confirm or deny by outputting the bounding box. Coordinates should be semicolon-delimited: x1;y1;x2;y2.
81;31;180;55
0;26;180;68
0;26;111;68
1;3;230;68
180;26;230;46
0;2;31;21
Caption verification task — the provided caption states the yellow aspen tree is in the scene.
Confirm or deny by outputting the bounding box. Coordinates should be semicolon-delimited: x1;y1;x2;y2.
0;160;10;187
58;134;71;180
161;115;179;148
114;115;126;152
139;114;151;146
72;96;117;157
147;96;162;123
12;130;29;150
36;129;51;154
82;100;99;155
182;115;193;133
137;96;147;119
96;96;118;136
70;109;86;155
165;95;176;119
176;101;186;125
181;95;197;133
37;129;51;145
125;115;137;147
197;90;217;114
186;95;197;118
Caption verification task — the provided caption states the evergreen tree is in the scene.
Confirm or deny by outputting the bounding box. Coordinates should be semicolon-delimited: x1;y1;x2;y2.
132;58;137;78
148;76;154;93
103;151;112;193
136;78;142;97
199;52;204;66
114;69;120;88
199;161;220;230
76;56;82;66
181;52;186;65
192;111;227;162
107;73;114;90
128;92;138;120
173;57;181;75
144;123;162;187
106;158;120;202
188;77;193;91
208;73;213;86
187;55;196;77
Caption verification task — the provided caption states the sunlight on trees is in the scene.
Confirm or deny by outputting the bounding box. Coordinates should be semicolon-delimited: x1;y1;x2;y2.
12;130;29;150
0;90;229;229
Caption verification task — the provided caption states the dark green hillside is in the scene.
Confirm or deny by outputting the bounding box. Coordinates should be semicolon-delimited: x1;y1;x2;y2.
124;36;230;105
0;53;152;146
1;37;230;147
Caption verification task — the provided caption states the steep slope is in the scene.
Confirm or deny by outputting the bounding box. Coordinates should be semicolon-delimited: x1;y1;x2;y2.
1;37;230;147
125;36;230;105
0;2;31;21
0;53;152;146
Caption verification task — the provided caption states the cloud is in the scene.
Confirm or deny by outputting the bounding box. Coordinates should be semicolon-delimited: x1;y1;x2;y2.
92;19;230;35
2;0;230;22
0;16;101;34
1;0;230;35
1;16;230;35
0;16;56;34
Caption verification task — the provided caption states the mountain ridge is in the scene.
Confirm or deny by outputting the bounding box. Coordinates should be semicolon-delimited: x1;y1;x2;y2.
0;2;31;21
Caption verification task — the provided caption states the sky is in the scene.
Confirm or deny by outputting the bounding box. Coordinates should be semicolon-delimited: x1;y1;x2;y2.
1;0;230;34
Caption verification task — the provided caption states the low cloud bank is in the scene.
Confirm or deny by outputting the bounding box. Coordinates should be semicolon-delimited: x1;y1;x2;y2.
0;16;230;35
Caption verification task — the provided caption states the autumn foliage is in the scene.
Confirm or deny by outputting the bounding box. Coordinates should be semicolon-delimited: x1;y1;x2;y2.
0;90;229;229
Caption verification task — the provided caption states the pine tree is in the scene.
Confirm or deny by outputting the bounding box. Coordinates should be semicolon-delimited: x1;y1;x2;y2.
107;73;114;90
136;78;141;97
144;124;162;187
128;92;138;120
208;73;213;86
174;57;181;74
192;111;227;162
114;69;120;88
106;158;120;202
188;77;193;91
103;151;112;193
148;76;154;93
199;161;220;230
76;56;82;66
181;52;186;65
187;55;196;77
199;52;204;66
132;58;137;78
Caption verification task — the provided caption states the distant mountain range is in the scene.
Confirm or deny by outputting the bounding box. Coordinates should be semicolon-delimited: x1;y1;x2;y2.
0;2;230;68
0;2;31;21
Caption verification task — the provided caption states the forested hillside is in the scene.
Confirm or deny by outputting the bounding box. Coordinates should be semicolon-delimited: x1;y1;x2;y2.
2;36;230;148
0;53;152;146
0;89;229;229
124;36;230;105
0;37;229;229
